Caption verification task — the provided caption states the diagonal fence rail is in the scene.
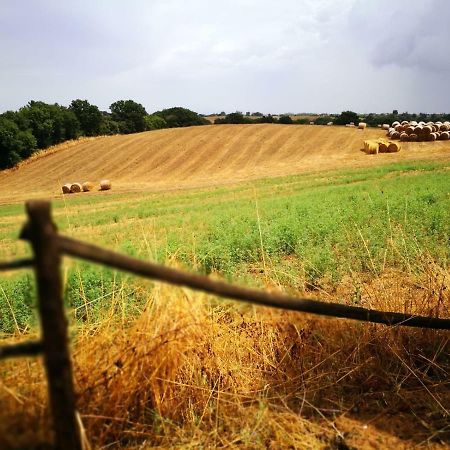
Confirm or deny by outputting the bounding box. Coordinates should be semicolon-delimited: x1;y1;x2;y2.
1;199;449;450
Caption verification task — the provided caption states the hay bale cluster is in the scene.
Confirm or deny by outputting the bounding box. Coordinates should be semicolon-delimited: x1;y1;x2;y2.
363;139;401;155
62;180;112;194
386;120;450;142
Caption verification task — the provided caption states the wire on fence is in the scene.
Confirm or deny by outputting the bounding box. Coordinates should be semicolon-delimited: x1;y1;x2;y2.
0;258;34;272
0;340;43;359
52;234;450;330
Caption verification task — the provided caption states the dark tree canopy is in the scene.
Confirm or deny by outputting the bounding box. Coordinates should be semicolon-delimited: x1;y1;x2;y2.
214;112;251;124
17;101;80;149
154;107;208;128
335;110;360;126
0;116;37;169
278;115;293;124
110;100;148;134
69;99;102;136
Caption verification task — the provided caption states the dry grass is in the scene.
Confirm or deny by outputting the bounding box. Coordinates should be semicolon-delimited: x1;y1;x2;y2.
0;125;449;203
1;266;449;449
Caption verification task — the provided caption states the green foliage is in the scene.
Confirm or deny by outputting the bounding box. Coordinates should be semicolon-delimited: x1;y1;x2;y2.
278;115;293;124
255;115;277;124
0;116;37;169
145;114;167;131
334;110;359;126
69;99;102;136
17;101;80;149
294;118;309;124
110;100;148;134
154;107;209;128
313;115;334;125
215;112;251;124
99;113;121;135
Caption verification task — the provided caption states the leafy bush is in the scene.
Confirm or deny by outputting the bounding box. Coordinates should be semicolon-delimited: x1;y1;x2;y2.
154;107;209;128
110;100;148;134
145;114;167;130
278;115;293;124
214;112;251;124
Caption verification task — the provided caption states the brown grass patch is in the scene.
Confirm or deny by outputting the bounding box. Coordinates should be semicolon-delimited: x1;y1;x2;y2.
1;267;449;449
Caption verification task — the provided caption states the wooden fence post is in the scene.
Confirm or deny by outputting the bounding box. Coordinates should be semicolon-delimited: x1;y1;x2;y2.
25;200;81;450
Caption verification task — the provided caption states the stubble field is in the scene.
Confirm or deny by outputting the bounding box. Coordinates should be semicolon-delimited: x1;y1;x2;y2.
0;124;449;449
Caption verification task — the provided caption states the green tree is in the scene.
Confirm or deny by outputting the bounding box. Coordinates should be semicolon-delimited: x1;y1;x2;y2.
17;101;80;148
110;100;147;134
144;114;167;130
99;113;121;135
154;107;208;128
0;117;37;169
214;112;251;124
279;115;293;124
334;110;359;126
69;99;102;136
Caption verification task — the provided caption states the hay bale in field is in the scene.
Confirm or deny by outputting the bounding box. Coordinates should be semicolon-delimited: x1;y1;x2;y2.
358;122;367;129
410;121;418;126
309;121;314;125
382;124;390;130
423;125;432;135
70;183;82;193
400;133;409;142
394;124;404;132
82;181;95;192
439;124;448;131
409;133;418;141
392;121;400;127
363;140;379;154
429;133;437;141
391;131;401;139
378;141;389;153
100;179;112;191
440;131;449;140
62;184;71;194
327;122;333;126
387;142;401;153
405;126;415;135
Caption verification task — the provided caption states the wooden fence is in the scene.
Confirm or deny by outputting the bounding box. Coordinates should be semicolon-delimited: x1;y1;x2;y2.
1;199;449;449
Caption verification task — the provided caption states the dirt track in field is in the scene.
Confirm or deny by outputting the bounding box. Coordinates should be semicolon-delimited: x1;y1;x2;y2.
0;124;449;202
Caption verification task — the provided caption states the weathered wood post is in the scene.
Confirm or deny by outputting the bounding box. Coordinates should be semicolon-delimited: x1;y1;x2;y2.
23;200;81;450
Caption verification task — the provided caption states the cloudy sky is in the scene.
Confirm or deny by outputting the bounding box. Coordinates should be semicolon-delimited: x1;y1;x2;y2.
1;0;449;114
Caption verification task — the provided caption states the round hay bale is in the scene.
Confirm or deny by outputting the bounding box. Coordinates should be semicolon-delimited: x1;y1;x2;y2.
409;133;418;141
391;131;401;139
387;142;401;153
100;179;112;191
382;124;390;130
327;122;333;126
379;142;389;153
392;121;400;127
405;126;415;135
62;184;71;194
401;120;409;126
82;181;95;192
70;183;82;193
410;121;418;126
394;124;403;132
400;133;409;142
363;140;379;154
439;124;448;131
358;122;367;129
423;125;432;135
440;131;449;140
429;133;437;141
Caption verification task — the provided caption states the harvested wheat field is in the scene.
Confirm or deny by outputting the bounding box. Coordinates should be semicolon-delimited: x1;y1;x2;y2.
0;124;449;203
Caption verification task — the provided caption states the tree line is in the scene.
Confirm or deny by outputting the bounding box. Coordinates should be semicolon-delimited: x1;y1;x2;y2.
0;100;209;169
2;101;449;170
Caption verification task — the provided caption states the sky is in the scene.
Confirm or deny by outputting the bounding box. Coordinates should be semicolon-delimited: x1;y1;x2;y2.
1;0;449;114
